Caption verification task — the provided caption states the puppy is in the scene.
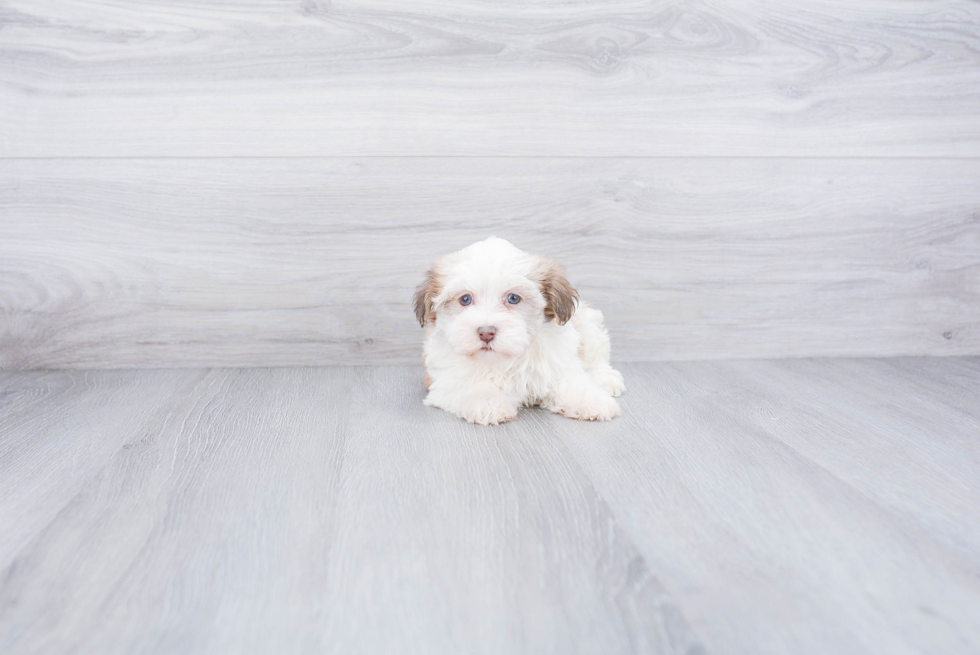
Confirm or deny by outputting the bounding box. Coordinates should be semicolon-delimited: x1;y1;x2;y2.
414;237;625;425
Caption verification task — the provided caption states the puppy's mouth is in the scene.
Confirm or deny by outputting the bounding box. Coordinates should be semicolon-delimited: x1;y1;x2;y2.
471;343;505;356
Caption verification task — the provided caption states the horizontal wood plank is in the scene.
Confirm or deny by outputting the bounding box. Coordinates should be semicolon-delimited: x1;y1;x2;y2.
1;0;979;156
2;157;978;368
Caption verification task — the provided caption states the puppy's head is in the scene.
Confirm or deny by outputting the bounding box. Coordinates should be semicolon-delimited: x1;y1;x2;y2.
414;237;578;358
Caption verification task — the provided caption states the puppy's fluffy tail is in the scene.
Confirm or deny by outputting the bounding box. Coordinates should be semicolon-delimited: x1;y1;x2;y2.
572;305;611;371
572;305;626;397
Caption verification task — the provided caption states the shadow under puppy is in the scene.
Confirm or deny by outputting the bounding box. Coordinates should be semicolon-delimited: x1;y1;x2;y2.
414;237;625;425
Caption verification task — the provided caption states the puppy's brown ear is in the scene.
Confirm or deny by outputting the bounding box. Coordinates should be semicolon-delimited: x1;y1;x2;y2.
536;259;578;326
413;268;442;327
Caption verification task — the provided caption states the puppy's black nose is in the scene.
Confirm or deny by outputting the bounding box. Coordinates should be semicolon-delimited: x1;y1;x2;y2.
478;326;497;343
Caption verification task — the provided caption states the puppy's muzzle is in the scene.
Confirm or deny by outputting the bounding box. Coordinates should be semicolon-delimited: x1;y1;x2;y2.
477;326;497;344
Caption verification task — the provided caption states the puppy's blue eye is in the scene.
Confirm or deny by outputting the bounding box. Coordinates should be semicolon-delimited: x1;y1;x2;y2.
506;294;521;305
459;294;472;306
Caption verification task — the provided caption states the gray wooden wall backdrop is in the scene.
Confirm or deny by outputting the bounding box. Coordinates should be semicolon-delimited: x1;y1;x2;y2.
1;0;979;369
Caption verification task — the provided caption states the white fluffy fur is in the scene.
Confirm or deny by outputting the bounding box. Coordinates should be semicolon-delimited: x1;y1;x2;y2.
416;237;625;425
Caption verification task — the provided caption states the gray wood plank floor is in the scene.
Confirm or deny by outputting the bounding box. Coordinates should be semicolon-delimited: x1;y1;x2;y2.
1;359;978;654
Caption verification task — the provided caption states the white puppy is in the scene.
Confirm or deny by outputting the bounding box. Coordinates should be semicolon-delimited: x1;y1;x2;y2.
414;237;625;425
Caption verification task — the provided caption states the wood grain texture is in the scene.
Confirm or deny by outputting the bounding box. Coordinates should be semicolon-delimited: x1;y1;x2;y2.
0;365;703;655
2;157;978;369
558;358;980;654
1;0;979;157
1;358;979;653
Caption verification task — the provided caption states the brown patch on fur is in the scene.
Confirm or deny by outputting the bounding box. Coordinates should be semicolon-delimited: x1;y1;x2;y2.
535;258;578;325
422;353;431;389
413;267;443;327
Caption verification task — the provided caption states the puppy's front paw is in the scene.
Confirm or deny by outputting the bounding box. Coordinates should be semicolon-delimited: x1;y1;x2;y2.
551;390;620;422
593;367;625;398
458;397;519;426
